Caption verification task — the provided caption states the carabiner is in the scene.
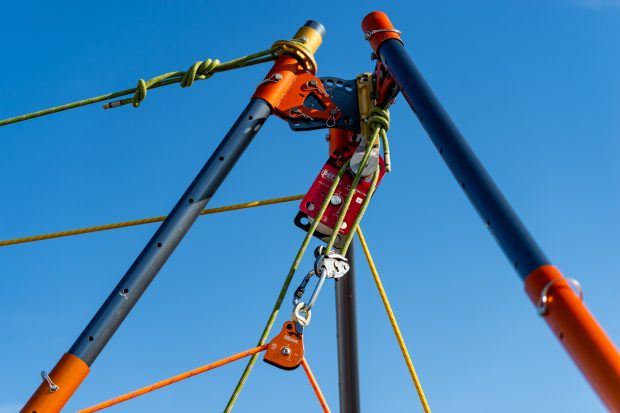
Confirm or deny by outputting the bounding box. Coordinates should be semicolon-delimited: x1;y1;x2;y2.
291;267;328;327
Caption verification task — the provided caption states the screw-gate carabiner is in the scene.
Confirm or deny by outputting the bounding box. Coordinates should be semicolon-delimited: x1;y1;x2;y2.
293;270;316;306
292;267;327;327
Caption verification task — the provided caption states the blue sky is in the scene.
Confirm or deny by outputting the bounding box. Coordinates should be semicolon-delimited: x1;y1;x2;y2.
1;1;619;412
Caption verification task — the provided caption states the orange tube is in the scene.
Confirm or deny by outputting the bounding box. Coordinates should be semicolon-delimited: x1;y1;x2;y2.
77;344;268;413
525;265;620;411
301;358;331;413
21;353;90;413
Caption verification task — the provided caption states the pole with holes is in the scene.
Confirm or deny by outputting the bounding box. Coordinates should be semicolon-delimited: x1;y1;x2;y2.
361;11;620;411
21;20;326;413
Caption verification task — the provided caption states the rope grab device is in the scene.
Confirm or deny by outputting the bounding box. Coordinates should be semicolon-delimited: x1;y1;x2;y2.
3;11;620;413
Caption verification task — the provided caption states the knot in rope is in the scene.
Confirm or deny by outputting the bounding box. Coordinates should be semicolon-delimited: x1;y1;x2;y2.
1;46;278;124
367;106;392;172
181;58;221;88
368;107;390;133
132;79;148;108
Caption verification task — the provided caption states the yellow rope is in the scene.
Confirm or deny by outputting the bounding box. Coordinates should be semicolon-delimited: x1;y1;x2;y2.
0;195;303;247
356;226;432;413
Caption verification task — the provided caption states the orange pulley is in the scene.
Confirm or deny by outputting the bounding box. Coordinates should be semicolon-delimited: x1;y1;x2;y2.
263;321;305;370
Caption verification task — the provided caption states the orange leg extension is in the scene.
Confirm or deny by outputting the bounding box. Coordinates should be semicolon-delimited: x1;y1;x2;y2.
525;265;620;411
21;353;90;413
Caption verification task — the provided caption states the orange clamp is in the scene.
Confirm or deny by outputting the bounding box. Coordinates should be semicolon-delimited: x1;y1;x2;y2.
361;11;403;56
254;60;341;126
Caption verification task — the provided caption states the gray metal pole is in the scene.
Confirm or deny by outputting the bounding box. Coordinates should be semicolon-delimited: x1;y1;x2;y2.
335;244;361;413
69;98;271;365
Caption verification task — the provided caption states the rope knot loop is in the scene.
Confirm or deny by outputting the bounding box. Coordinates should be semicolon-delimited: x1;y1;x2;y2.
181;59;221;88
2;47;278;123
368;107;390;133
132;79;148;108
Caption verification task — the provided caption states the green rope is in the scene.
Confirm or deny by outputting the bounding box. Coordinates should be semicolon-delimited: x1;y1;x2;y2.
339;107;391;252
0;47;279;127
340;165;381;253
326;107;390;255
224;107;392;411
223;159;351;412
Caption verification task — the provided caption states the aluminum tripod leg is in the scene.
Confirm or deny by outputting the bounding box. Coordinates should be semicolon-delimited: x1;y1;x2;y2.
21;98;271;412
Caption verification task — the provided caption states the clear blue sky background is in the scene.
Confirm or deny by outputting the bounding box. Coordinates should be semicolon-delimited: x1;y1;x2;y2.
1;1;619;412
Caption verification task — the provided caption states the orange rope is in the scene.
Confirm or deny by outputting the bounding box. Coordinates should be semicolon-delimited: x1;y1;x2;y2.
78;344;268;413
301;358;331;413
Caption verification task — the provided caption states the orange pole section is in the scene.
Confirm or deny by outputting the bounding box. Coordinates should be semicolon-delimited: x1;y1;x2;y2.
525;265;620;411
301;358;331;413
21;353;90;413
77;345;268;413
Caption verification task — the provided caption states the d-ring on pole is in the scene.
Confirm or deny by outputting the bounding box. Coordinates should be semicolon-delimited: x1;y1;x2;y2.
21;20;326;413
361;11;620;411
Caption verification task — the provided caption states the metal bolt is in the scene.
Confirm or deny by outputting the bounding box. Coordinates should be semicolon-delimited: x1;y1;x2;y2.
274;73;282;81
281;347;291;356
309;79;317;86
41;371;59;392
330;195;342;206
